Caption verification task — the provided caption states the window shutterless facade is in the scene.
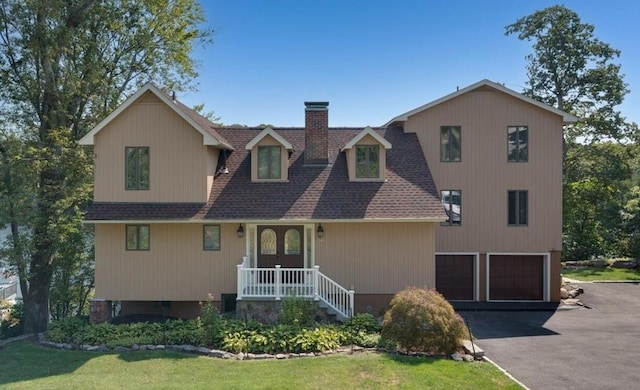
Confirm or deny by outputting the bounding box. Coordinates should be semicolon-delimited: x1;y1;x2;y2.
355;145;379;178
257;145;281;179
126;225;150;250
440;126;461;162
507;126;528;162
441;190;461;226
125;147;150;190
203;225;221;251
508;190;528;226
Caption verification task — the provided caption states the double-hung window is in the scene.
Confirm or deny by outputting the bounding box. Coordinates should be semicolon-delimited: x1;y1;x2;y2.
126;225;150;250
440;126;461;162
355;145;379;178
507;126;528;162
257;146;281;179
441;190;462;226
508;190;528;226
125;147;150;190
203;225;221;251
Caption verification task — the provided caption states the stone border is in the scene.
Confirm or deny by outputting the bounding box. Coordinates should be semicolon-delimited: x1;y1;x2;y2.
31;332;480;362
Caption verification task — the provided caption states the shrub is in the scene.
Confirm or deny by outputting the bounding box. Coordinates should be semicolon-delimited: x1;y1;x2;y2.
279;294;315;327
0;301;24;340
291;326;342;352
47;316;89;343
381;287;465;354
200;295;223;347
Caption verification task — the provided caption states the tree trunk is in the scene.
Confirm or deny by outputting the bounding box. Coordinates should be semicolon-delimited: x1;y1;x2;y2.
22;260;53;333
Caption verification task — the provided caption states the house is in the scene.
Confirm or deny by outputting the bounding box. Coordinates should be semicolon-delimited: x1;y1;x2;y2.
80;80;575;323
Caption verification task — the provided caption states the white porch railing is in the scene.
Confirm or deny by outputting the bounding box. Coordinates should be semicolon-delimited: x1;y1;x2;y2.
237;257;354;320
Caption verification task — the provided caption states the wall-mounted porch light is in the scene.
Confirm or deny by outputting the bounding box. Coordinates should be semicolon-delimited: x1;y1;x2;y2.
316;224;324;238
236;224;244;238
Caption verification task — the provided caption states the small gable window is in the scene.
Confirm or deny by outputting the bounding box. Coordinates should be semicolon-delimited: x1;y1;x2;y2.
258;145;281;179
356;145;379;178
125;147;149;190
246;127;292;182
342;127;391;182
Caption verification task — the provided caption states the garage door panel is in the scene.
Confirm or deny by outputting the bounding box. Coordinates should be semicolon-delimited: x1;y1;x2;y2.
436;255;474;300
489;255;543;300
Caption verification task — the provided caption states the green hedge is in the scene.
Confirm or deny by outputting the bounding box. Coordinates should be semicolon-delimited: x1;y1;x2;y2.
46;314;382;354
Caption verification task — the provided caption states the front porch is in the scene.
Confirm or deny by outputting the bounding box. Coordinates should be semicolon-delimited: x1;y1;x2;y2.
236;257;354;320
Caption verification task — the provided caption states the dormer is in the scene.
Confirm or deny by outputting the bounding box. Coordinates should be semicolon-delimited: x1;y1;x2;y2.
342;127;392;182
245;126;293;182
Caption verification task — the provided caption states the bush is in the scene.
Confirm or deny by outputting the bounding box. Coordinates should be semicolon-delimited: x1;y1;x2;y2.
47;316;89;343
381;287;465;354
0;301;24;339
200;295;223;347
279;294;315;327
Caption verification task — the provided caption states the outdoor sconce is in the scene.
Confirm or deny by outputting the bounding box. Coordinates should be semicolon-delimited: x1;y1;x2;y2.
316;224;324;239
236;224;244;238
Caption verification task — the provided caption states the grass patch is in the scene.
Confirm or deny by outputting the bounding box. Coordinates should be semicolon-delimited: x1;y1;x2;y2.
562;267;640;281
0;340;520;389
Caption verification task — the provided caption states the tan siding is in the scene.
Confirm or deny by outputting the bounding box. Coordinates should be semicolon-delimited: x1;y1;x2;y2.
95;223;246;301
93;92;209;202
315;222;436;294
405;90;563;253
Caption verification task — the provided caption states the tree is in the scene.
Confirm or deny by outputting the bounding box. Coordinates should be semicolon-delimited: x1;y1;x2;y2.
0;0;211;333
505;5;636;144
506;5;639;259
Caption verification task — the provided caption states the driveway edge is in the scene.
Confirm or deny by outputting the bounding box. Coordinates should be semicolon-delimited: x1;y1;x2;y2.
482;355;530;390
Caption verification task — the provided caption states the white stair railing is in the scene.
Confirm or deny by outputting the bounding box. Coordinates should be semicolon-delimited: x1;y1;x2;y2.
237;259;354;320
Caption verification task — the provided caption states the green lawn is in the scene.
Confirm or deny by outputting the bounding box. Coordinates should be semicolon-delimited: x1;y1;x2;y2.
0;340;520;390
562;266;640;281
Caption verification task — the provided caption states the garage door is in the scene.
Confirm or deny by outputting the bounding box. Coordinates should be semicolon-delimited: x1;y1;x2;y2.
489;255;544;300
436;255;475;300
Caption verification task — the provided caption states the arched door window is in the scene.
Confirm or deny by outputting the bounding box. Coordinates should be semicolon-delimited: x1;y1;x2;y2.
260;228;277;255
284;228;301;255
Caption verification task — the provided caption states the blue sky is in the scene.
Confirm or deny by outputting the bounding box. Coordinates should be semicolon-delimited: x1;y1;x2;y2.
179;1;640;127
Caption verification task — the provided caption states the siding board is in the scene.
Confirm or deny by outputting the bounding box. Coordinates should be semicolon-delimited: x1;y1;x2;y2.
406;89;563;253
94;93;210;202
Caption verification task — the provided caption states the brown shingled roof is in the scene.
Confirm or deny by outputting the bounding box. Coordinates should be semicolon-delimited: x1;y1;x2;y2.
85;126;446;222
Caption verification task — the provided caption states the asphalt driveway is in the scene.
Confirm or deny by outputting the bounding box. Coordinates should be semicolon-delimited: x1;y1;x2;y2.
463;283;640;390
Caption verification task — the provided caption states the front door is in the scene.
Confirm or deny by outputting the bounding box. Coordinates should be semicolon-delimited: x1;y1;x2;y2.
257;226;304;269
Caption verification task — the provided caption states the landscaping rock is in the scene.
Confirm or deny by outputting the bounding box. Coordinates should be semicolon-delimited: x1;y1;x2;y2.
560;288;569;299
155;345;165;350
251;353;274;360
131;344;140;351
197;347;211;355
96;346;109;352
462;340;484;357
114;346;130;352
463;354;474;362
85;345;100;352
585;259;608;268
275;353;287;359
568;288;584;298
209;349;228;359
451;352;463;361
609;259;637;269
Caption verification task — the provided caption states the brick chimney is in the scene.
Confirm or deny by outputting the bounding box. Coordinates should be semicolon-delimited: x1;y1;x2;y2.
304;101;329;165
